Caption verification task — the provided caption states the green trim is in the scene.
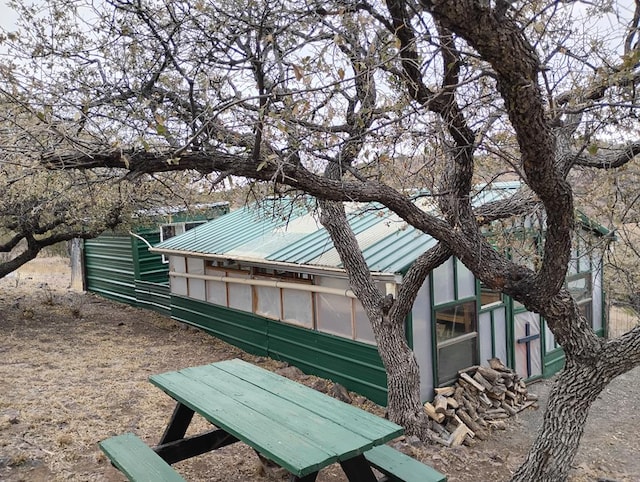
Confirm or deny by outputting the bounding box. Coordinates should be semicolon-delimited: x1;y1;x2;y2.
576;210;613;238
602;290;608;339
130;235;141;280
490;310;496;358
432;295;477;310
540;317;547;361
505;295;515;369
542;346;565;377
452;257;459;300
405;312;414;348
429;274;438;389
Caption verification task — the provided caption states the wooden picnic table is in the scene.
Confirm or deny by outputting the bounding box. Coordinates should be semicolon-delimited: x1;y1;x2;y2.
148;358;404;481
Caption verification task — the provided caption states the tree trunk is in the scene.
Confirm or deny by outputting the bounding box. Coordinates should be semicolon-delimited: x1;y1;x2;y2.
377;316;430;436
317;200;431;437
511;361;607;482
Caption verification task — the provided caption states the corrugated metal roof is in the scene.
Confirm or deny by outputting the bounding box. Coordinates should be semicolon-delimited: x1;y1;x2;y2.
154;199;309;256
153;183;522;275
269;206;388;265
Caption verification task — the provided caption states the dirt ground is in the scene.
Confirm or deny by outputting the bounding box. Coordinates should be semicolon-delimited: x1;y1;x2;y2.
1;257;639;482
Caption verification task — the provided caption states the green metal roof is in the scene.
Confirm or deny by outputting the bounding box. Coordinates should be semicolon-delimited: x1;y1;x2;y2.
153;182;605;275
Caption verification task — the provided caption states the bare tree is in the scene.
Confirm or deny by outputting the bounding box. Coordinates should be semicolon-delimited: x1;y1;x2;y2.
3;0;640;480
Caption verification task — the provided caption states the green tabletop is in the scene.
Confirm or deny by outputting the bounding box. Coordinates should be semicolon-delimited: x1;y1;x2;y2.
149;358;403;477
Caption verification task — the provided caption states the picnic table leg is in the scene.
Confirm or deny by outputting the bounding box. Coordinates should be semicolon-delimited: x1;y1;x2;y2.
289;472;318;481
339;454;378;482
159;402;195;444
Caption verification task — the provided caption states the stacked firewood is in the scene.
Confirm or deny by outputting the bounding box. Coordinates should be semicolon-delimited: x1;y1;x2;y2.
423;358;538;447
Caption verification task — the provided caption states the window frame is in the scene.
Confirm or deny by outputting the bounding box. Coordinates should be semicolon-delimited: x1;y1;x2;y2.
433;298;480;386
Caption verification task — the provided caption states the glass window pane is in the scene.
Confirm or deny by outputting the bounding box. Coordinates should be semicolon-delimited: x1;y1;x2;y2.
437;334;478;385
161;224;176;241
480;283;502;307
567;274;591;302
579;301;593;328
456;259;475;299
433;258;455;305
435;301;477;342
185;221;205;231
435;300;479;385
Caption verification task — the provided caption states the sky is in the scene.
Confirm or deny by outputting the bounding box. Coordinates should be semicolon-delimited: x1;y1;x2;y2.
0;1;19;31
0;0;637;30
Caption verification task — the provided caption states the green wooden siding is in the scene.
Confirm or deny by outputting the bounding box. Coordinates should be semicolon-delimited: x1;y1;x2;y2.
170;295;388;405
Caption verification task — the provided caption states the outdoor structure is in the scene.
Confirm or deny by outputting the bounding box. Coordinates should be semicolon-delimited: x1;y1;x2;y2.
150;184;609;406
82;202;229;316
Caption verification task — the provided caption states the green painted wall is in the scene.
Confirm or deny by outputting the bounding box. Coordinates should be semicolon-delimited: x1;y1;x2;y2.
85;231;171;313
132;230;169;283
84;203;228;310
84;235;137;305
135;280;171;317
170;295;388;405
171;296;269;356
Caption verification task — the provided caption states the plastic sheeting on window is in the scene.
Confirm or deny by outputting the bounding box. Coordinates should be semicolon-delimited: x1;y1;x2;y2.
282;289;313;328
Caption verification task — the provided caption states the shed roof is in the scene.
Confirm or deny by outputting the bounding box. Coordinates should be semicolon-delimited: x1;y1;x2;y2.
150;182;532;275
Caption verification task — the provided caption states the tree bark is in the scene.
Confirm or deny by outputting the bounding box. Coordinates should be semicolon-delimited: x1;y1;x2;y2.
511;362;607;482
317;200;435;437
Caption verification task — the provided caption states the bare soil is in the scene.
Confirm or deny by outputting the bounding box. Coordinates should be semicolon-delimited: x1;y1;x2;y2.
1;257;639;482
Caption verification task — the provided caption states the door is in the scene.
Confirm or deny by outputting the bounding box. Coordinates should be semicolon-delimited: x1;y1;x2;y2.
514;311;542;379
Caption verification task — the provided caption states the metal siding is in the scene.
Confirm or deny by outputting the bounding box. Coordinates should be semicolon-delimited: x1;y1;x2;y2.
84;235;137;304
269;209;383;264
134;232;170;283
169;296;388;406
135;280;171;317
268;322;388;406
361;228;438;274
171;296;269;356
153;185;523;275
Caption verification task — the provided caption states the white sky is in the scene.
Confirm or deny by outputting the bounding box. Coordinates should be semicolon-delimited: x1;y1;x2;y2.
0;1;20;31
0;0;636;33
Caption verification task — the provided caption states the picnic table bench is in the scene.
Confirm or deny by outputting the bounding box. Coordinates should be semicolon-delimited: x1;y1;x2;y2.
99;358;446;482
